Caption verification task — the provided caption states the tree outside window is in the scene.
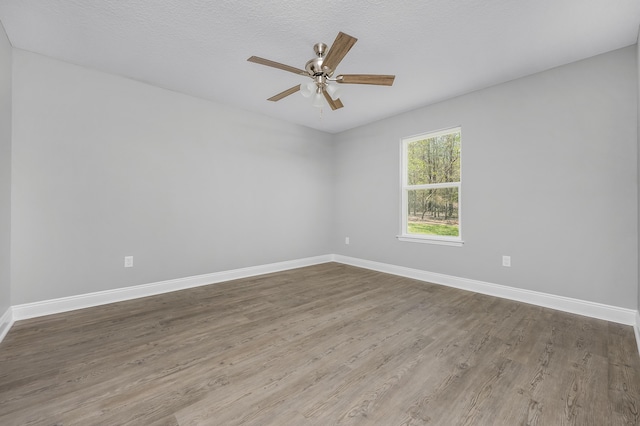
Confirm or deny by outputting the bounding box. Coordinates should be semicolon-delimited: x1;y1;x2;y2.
400;127;461;244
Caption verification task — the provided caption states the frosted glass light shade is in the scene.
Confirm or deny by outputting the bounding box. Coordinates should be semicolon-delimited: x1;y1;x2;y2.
311;92;324;108
300;82;315;98
326;84;341;100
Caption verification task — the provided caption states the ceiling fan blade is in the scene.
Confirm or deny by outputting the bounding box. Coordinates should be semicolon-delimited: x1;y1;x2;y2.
268;85;301;102
247;56;308;76
336;74;395;86
322;32;358;72
323;90;344;110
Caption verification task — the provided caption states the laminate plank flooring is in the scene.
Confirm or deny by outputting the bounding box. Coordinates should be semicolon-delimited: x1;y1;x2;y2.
1;263;639;425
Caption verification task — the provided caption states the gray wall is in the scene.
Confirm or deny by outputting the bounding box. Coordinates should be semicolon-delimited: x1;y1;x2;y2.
0;22;10;316
7;45;640;312
637;33;640;314
11;50;334;305
333;46;638;309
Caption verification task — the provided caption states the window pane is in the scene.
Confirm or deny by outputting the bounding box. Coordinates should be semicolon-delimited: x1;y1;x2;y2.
407;131;460;185
407;188;459;236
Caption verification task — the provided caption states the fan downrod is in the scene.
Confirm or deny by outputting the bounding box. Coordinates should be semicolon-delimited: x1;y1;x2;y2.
313;42;327;57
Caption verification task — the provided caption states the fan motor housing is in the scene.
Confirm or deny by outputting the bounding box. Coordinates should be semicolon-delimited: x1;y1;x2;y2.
305;57;322;76
305;42;334;77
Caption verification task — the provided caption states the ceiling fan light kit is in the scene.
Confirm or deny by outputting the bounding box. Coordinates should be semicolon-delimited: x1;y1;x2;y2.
311;91;325;108
248;32;395;111
300;82;315;98
326;83;341;101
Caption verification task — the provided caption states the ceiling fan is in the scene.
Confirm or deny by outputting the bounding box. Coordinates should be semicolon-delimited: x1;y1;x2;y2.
247;32;395;110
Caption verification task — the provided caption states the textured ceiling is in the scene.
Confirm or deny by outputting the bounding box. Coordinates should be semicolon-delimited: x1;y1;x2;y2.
0;0;638;133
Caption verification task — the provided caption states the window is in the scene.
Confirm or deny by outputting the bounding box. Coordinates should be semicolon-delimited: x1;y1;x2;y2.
399;127;462;246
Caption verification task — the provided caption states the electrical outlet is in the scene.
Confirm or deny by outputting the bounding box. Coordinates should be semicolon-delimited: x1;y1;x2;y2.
345;237;350;245
502;255;511;267
124;256;133;268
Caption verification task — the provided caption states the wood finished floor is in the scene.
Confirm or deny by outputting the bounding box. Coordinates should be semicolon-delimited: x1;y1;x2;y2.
1;263;639;425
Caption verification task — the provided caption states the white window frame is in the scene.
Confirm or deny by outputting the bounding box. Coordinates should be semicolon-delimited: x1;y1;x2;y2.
397;127;463;247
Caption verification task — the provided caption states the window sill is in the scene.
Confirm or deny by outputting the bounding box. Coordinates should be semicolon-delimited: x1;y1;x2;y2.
396;235;464;247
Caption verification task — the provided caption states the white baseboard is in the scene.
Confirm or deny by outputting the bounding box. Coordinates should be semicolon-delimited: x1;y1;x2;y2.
635;311;640;357
332;254;638;326
0;306;13;343
11;255;332;321
3;253;639;356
